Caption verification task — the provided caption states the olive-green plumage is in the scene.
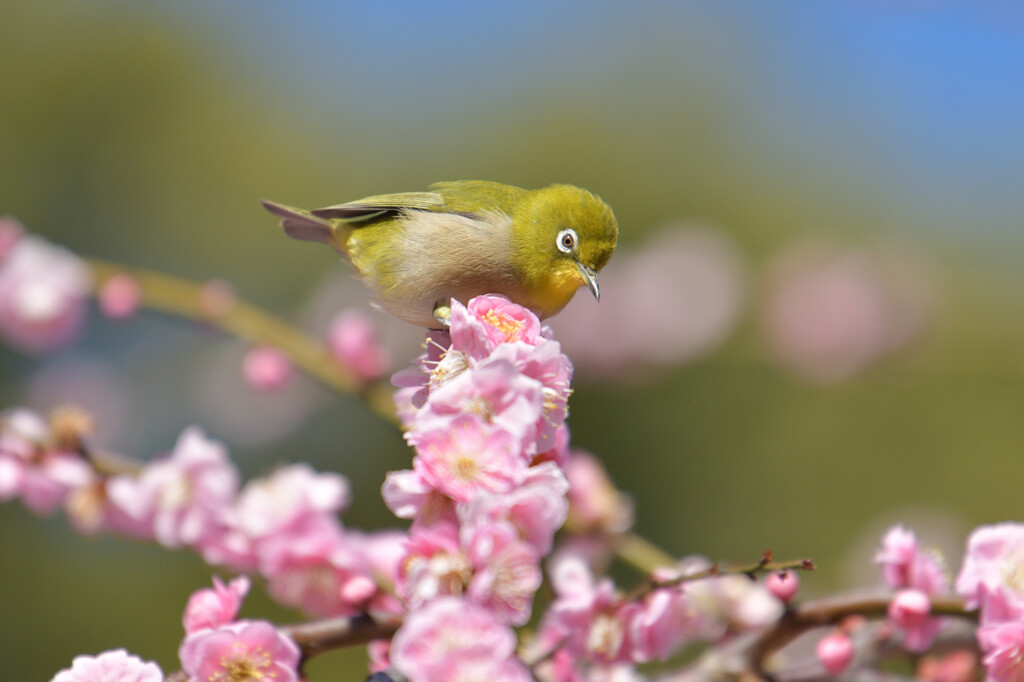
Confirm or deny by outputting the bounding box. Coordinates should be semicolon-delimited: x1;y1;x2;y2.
261;180;618;328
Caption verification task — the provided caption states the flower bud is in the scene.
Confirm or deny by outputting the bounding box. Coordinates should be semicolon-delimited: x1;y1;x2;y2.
817;631;854;675
242;346;293;392
765;569;800;604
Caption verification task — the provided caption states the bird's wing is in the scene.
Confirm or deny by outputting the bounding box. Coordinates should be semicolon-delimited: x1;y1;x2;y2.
310;192;447;223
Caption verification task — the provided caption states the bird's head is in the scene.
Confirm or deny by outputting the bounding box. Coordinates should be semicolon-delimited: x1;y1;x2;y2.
512;184;618;312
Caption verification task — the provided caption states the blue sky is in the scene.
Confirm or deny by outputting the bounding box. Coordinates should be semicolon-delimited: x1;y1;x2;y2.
91;0;1024;237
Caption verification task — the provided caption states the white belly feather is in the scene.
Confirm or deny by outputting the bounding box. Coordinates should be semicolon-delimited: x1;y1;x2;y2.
366;209;520;327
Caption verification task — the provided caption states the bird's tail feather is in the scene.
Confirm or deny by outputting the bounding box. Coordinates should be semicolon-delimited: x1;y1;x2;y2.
259;199;333;244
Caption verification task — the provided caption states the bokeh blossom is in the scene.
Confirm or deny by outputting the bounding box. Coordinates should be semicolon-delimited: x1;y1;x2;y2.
97;273;142;320
242;345;294;392
0;234;91;353
550;227;745;377
327;309;390;381
761;240;933;383
875;525;949;652
0;408;94;516
50;649;162;682
106;427;238;549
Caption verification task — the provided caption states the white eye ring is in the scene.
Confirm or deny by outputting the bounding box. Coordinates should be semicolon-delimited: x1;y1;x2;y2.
556;228;578;254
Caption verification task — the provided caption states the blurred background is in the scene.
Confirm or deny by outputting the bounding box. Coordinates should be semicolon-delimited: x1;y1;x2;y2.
3;0;1024;678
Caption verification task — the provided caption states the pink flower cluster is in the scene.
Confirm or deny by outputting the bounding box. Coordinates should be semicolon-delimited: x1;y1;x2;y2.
0;225;91;354
383;296;573;678
383;296;796;679
0;409;95;521
0;411;400;620
179;576;301;682
761;240;933;384
528;552;784;673
875;525;950;652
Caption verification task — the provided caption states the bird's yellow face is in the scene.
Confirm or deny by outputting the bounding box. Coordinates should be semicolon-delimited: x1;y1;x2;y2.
512;185;618;316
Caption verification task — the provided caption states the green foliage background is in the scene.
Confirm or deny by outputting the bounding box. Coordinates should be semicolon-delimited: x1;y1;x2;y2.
2;2;1024;679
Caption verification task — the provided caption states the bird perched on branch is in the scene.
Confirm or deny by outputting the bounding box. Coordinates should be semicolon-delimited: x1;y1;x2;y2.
261;180;618;328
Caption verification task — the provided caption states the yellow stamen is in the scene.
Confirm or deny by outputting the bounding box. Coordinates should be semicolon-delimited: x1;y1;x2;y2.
483;309;525;343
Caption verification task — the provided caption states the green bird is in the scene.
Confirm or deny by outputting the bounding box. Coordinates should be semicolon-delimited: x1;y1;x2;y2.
261;180;618;328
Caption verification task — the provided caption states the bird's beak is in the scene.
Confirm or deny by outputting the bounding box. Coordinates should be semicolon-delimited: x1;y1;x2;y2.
575;261;600;302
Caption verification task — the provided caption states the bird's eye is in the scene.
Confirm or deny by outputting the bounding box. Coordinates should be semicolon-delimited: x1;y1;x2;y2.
556;228;578;254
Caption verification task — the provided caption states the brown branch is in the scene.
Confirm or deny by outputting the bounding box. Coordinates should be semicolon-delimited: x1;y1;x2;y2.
749;590;973;670
656;589;977;681
281;613;402;658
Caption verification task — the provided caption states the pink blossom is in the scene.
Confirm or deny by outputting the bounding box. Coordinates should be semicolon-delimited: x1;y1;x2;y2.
488;340;573;450
678;560;784;632
412;415;526;503
464;521;542;625
106;427;238;549
565;451;634;535
233;463;349;541
876;525;949;649
0;410;94;513
957;523;1024;621
876;524;949;595
450;296;542;359
350;530;408;616
414;358;545;453
765;570;800;604
381;467;456;526
327;309;390;381
390;597;518;680
19;450;94;516
630;586;706;663
50;649;162;682
534;422;571;468
391;330;459;411
817;631;854;675
0;235;91;353
179;620;300;682
0;453;24;501
97;273;142;320
259;521;375;617
183;576;251;634
979;620;1024;682
537;553;638;664
242;345;293;392
398;522;472;609
458;461;569;555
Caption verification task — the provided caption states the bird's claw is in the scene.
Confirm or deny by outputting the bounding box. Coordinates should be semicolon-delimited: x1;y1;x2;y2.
432;300;452;329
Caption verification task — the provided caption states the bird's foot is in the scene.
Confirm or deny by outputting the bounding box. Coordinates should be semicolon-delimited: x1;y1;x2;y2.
432;300;452;329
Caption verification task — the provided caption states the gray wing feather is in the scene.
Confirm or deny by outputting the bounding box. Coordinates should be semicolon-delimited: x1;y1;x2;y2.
311;192;446;222
259;199;333;243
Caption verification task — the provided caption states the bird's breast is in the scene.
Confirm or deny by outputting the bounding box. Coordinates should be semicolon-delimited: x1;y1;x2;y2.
350;209;525;327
